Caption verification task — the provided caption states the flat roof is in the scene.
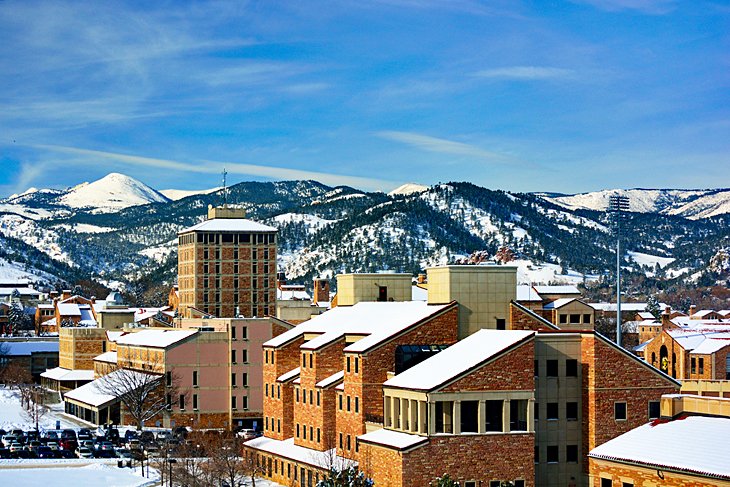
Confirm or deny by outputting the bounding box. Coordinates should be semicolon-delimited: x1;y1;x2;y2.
245;436;356;470
179;218;277;234
40;367;94;382
384;329;534;391
1;341;58;355
357;428;428;451
115;329;198;348
589;415;730;479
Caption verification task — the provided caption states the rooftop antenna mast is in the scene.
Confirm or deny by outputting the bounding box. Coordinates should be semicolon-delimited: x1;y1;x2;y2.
608;194;629;347
222;167;228;208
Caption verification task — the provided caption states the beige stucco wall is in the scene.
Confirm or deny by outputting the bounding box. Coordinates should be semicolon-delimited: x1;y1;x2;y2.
335;274;412;306
426;265;517;338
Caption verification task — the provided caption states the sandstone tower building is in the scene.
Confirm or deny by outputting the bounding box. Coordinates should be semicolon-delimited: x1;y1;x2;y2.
177;206;278;319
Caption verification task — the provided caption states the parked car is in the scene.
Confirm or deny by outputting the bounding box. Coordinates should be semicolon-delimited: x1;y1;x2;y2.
99;441;115;451
37;446;55;458
156;430;172;442
44;431;59;443
124;430;139;442
139;431;155;444
77;447;94;459
46;442;59;451
0;447;11;459
60;429;77;440
57;449;76;458
60;439;78;451
14;449;37;459
1;435;18;447
127;439;141;450
116;448;133;459
77;428;92;441
235;428;257;441
172;426;189;439
94;449;117;458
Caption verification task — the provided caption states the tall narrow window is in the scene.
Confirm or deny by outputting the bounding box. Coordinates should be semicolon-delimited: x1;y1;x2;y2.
192;371;198;387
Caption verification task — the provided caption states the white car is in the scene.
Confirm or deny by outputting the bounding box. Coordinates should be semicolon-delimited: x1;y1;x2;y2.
77;447;94;459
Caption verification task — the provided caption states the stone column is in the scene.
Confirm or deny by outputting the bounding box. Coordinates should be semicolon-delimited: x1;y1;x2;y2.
478;400;486;434
453;400;461;435
410;399;418;433
428;402;436;434
527;399;535;432
419;401;428;434
503;399;511;432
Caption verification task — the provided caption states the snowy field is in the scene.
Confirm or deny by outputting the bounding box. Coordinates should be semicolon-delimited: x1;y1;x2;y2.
0;464;159;487
0;386;83;432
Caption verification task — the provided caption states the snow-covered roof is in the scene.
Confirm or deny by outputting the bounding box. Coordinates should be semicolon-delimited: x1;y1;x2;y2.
115;329;198;348
57;303;81;316
543;298;576;309
94;351;118;363
316;370;344;389
265;301;452;352
37;303;55;309
533;285;580;295
276;289;311;301
64;369;156;408
277;367;301;383
411;285;428;302
691;310;716;318
633;340;651;352
384;329;534;391
40;367;94;382
0;287;41;296
515;285;542;302
357;428;428;451
178;218;277;234
244;436;356;470
590;302;657;312
106;331;126;342
589;415;730;479
637;312;655;320
690;338;730;355
1;341;58;355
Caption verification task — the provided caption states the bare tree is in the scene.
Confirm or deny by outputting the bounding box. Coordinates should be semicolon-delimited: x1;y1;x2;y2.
207;433;252;487
19;383;49;432
0;341;10;382
171;437;215;487
1;359;32;389
94;364;183;430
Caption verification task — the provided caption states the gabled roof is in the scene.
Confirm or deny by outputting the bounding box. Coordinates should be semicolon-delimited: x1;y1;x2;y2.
277;367;301;383
245;437;355;470
57;303;82;316
543;297;577;309
316;370;344;389
515;285;542;302
589;415;730;480
115;329;198;348
264;301;454;353
637;312;655;320
40;367;94;382
383;329;534;391
65;369;156;408
179;218;276;234
689;338;730;355
94;351;118;363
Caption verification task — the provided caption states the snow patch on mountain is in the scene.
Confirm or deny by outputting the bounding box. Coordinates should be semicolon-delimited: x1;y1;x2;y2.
159;187;221;201
0;215;72;265
54;223;114;234
389;183;429;196
273;213;338;233
58;173;170;212
0;258;53;283
513;259;598;285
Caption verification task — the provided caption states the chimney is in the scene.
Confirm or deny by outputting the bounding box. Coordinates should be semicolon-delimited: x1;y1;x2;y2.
662;306;672;329
689;305;697;317
313;278;330;306
62;289;71;300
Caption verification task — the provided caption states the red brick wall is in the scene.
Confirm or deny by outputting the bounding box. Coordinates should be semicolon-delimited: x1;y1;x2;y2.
581;334;680;454
643;329;688;380
263;337;303;440
510;303;553;331
362;433;535;487
440;339;534;393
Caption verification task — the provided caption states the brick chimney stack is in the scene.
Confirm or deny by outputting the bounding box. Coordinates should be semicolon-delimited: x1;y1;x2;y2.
689;304;697;317
662;306;672;330
313;278;330;305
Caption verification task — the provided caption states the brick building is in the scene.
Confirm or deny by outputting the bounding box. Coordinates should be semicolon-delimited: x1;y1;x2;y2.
177;205;278;319
589;394;730;486
245;267;679;487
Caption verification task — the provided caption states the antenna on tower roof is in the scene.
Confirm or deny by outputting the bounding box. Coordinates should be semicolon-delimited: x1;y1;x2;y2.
222;167;228;207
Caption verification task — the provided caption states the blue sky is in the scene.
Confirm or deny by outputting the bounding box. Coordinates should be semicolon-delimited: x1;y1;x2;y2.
0;0;728;197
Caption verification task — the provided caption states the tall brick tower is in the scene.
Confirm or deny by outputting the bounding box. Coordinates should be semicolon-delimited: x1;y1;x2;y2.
177;205;278;319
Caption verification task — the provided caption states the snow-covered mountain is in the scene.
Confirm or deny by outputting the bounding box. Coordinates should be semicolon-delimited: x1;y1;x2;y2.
58;173;169;212
540;188;730;219
388;183;429;196
159;187;221;201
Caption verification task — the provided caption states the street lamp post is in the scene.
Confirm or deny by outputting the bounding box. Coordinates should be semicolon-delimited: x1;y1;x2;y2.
608;194;629;347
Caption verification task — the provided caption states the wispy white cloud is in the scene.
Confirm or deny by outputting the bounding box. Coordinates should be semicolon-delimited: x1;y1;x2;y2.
570;0;677;14
376;131;518;165
473;66;574;80
31;144;396;192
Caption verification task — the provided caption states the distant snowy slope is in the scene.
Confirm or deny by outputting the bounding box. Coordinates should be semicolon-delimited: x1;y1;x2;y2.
159;187;221;201
58;173;170;212
389;183;429;196
541;188;730;219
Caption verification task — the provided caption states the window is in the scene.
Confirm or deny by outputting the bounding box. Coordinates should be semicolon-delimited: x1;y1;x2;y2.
346;356;350;372
485;400;503;431
232;396;237;410
193;394;198;410
622;483;634;487
546;359;558;377
534;360;539;377
699;357;704;374
303;426;306;439
179;394;186;410
546;445;559;463
648;401;660;420
317;428;320;443
231;373;237;387
347;396;351;412
309;390;313;405
296;424;300;438
339;433;342;448
309;354;313;368
241;326;247;339
460;400;479;433
615;402;627;421
192;371;198;387
583;313;592;324
355;357;359;374
546;402;558;420
355;397;359;413
242;396;248;410
510;400;528;431
566;402;578;421
231;350;237;363
691;357;696;373
242;372;248;387
496;318;506;330
166;372;172;387
346;435;351;450
566;444;578;463
514;481;525;487
566;359;578;377
559;314;568;324
296;389;299;402
339;395;342;410
601;479;612;487
265;384;269;397
534;445;539;463
569;314;581;324
166;394;171;410
242;350;248;363
490;482;501;487
232;326;236;340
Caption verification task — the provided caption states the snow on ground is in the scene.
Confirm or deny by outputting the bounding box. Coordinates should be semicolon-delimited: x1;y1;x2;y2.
138;239;176;263
0;204;54;220
58;173;169;212
0;463;159;487
512;259;598;285
0;259;52;284
0;386;82;432
273;213;339;232
627;251;675;269
53;223;114;234
159;187;221;201
0;214;72;265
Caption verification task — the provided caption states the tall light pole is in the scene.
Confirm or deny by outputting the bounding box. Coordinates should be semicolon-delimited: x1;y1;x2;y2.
608;194;629;346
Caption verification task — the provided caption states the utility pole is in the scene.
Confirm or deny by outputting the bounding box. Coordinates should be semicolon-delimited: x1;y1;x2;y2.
222;167;228;207
608;194;629;347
